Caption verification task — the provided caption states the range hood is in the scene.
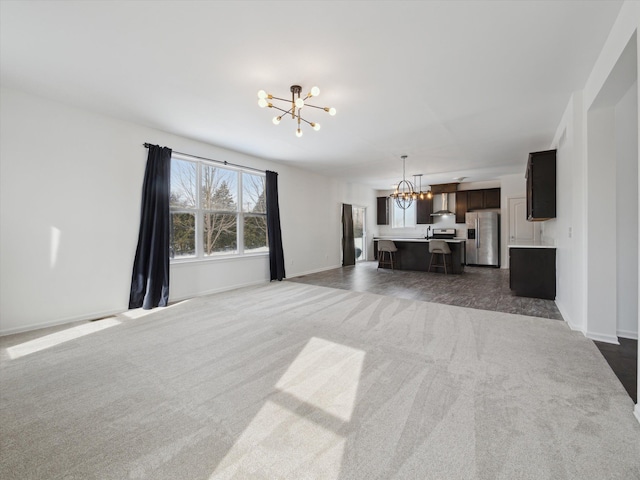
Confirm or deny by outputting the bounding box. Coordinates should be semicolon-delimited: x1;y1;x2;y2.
431;192;455;217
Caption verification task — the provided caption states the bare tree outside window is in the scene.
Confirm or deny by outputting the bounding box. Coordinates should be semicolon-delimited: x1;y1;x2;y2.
243;173;268;252
170;159;197;257
202;165;237;255
169;156;268;259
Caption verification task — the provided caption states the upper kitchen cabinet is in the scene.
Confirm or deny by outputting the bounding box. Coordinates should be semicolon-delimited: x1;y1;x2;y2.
526;150;556;221
455;188;500;222
483;188;501;208
455;192;468;223
377;197;389;225
416;197;434;224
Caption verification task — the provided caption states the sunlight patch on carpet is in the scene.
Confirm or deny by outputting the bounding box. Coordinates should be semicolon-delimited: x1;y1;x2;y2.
6;318;121;359
210;337;365;479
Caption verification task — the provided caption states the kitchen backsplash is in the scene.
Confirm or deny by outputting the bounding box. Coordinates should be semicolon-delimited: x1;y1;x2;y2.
377;214;467;238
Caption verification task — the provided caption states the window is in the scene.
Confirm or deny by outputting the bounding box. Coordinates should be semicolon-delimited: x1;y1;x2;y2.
169;155;268;260
391;201;416;228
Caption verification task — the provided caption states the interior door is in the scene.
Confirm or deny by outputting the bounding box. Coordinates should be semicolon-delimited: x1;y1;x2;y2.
508;197;540;245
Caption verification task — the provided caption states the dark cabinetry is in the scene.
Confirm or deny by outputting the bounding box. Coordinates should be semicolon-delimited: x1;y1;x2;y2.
455;192;468;223
483;188;501;208
455;188;500;223
467;190;484;210
416;197;433;224
377;197;389;225
526;150;556;221
509;247;556;299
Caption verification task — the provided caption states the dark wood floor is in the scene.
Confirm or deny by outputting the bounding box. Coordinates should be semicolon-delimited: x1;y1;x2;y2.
289;261;563;319
288;261;637;404
594;338;637;403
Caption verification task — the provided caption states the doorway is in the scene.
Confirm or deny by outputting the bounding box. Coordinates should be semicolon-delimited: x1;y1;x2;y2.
352;206;366;262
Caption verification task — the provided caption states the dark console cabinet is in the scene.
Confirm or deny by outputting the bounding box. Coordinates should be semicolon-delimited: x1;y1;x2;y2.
526;150;556;221
509;247;556;300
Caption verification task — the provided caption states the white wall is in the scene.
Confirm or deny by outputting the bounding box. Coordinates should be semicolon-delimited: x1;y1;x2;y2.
586;106;619;343
548;0;639;419
0;87;376;335
615;81;639;339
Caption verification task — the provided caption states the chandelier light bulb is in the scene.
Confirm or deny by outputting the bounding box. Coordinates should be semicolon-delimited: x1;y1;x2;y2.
310;86;320;96
328;107;337;116
295;98;305;109
296;128;303;137
257;90;267;99
273;116;281;125
312;122;321;131
258;98;268;108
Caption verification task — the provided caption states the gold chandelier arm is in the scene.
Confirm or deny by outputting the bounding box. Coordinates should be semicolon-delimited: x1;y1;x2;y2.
303;103;330;111
297;116;314;126
269;104;293;116
268;95;290;103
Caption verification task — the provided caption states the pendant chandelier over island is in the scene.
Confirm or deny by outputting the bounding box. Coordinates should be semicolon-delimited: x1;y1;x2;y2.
389;155;432;209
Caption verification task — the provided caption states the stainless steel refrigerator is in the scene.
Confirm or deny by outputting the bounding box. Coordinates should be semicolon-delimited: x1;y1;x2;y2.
465;211;500;266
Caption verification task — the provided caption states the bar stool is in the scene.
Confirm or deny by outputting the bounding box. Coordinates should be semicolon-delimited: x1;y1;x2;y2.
428;240;451;274
377;240;398;270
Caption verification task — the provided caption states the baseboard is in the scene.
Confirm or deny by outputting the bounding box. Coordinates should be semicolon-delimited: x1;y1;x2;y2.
635;404;640;425
168;278;269;304
0;307;124;337
288;264;341;278
616;329;638;340
585;331;620;345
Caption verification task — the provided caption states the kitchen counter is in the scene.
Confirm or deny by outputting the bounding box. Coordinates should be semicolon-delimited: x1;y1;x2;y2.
373;238;465;274
507;239;556;249
374;237;466;243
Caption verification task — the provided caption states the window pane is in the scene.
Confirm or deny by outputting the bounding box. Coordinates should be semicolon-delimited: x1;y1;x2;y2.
242;173;266;213
392;200;416;228
202;165;237;212
170;159;196;208
203;213;237;255
244;215;268;253
170;212;195;258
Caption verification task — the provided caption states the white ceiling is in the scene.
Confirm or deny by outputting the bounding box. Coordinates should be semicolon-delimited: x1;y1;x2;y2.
0;0;624;189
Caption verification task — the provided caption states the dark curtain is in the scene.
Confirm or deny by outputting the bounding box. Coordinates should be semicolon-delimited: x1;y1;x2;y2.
129;144;172;309
266;170;286;281
342;203;356;266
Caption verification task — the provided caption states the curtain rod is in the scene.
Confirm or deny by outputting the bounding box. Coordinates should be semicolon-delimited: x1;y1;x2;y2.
143;143;266;174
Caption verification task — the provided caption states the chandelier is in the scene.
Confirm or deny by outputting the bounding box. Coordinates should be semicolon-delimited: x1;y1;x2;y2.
389;155;432;209
257;85;336;137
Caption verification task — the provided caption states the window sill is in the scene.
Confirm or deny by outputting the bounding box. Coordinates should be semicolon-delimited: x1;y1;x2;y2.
170;252;269;266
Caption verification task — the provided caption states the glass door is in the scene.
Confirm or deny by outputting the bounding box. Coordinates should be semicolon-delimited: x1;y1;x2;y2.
352;206;366;261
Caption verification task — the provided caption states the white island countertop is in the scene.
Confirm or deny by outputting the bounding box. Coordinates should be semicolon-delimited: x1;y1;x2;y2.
374;237;466;243
508;239;556;249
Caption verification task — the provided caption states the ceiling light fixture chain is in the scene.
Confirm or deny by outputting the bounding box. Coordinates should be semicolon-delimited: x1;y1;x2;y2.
257;85;336;137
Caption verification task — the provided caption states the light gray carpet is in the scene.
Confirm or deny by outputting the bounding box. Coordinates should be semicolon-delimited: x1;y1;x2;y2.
1;282;639;480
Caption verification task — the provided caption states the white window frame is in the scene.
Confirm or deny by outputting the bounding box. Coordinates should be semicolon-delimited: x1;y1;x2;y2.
391;200;416;228
170;153;268;263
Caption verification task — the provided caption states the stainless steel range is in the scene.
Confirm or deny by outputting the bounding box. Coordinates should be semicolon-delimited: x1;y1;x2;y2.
432;228;456;239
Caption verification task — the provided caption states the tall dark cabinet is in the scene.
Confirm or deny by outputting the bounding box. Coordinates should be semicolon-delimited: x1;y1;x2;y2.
416;197;433;224
526;150;556;221
377;197;389;225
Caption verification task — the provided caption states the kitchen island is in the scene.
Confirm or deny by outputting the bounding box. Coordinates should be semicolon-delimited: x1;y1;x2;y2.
373;237;466;274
